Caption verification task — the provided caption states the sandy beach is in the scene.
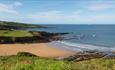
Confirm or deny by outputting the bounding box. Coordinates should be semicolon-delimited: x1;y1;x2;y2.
0;43;73;57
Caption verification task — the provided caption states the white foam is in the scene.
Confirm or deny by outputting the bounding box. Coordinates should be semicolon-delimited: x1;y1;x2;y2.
55;41;115;52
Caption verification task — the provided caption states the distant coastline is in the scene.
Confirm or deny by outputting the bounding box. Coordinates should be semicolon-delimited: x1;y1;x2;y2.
0;21;73;57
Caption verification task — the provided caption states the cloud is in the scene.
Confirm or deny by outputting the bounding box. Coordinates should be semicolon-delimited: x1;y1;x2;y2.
1;1;115;24
85;3;115;11
0;1;22;14
73;10;82;14
28;10;85;23
28;9;115;24
0;3;17;14
13;2;22;7
30;10;62;18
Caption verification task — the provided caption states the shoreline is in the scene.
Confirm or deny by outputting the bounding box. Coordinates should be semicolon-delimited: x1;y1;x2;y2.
0;43;74;57
50;41;115;52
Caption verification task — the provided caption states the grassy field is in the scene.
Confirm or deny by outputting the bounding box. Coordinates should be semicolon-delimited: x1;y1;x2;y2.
0;30;33;37
0;53;115;70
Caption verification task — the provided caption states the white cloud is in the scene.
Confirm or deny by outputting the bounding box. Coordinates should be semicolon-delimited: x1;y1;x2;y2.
30;10;62;18
28;10;115;24
28;10;84;22
0;1;22;14
85;3;115;11
1;1;115;24
0;3;17;14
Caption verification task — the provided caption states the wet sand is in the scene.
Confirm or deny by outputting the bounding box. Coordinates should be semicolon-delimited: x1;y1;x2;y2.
0;43;73;57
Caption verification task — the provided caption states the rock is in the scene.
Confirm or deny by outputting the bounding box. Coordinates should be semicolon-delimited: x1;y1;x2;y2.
63;51;106;61
103;53;115;59
17;52;37;57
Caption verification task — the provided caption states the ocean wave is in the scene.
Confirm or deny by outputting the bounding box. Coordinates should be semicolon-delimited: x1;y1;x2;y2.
55;41;115;52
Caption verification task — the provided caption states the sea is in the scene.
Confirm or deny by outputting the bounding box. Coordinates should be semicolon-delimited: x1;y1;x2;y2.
28;24;115;52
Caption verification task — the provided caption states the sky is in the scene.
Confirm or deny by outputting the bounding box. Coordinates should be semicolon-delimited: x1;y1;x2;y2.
0;0;115;24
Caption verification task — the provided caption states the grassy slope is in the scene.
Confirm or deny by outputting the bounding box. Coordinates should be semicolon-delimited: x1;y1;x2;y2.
0;21;44;28
70;59;115;70
0;21;44;37
0;30;33;37
0;55;115;70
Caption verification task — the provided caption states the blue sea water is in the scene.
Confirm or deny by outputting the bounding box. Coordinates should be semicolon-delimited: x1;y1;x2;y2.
28;24;115;52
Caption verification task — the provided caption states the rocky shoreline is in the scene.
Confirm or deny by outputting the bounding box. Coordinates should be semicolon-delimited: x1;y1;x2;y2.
55;51;115;61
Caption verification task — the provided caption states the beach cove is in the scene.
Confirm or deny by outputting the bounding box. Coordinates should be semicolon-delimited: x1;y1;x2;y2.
0;43;73;57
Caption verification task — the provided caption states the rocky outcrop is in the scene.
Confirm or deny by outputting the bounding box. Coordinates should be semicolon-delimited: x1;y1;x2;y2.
55;51;115;61
55;51;107;61
17;52;37;57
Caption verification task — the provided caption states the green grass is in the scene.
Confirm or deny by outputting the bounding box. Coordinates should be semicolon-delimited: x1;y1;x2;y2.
0;30;33;37
0;56;69;70
0;21;45;28
0;54;115;70
70;59;115;70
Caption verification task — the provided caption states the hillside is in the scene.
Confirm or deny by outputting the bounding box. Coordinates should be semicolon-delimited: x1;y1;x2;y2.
0;52;114;70
0;21;67;43
0;21;45;30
